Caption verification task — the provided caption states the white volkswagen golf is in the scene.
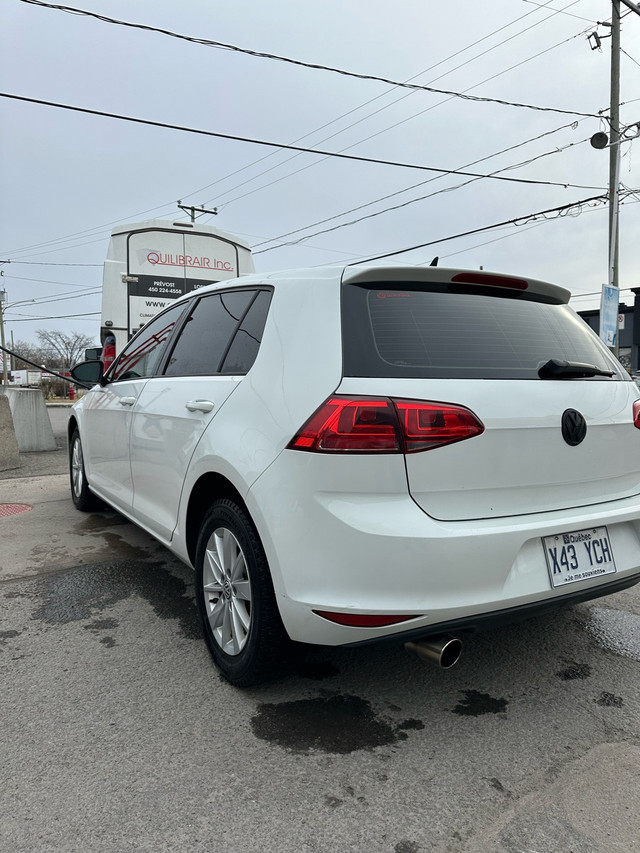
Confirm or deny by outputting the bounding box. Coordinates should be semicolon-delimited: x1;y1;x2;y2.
69;265;640;685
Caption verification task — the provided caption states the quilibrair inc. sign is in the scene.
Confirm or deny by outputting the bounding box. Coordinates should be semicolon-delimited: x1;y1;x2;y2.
145;251;233;272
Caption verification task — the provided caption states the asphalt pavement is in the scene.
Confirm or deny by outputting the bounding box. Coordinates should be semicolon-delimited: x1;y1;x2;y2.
1;403;639;853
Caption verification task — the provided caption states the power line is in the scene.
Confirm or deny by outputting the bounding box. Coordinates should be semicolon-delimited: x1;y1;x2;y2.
202;2;594;210
1;93;607;194
5;290;101;311
520;0;600;23
346;193;609;265
3;2;596;260
7;230;357;263
253;126;591;253
175;0;573;212
0;260;102;266
427;189;620;264
15;0;565;250
621;48;640;69
5;5;624;274
431;220;550;263
6;234;121;262
7;311;100;322
17;0;599;119
0;209;169;257
571;287;634;299
3;274;99;287
325;28;594;164
4;17;588;261
169;2;597;230
206;25;598;212
4;2;613;275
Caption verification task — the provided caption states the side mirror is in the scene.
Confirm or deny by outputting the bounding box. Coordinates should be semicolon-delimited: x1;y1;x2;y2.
70;360;105;388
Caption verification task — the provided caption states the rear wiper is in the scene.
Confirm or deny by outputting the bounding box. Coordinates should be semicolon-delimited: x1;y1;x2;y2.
538;359;615;379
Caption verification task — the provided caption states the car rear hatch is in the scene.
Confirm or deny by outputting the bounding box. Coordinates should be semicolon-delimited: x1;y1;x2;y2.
340;267;640;521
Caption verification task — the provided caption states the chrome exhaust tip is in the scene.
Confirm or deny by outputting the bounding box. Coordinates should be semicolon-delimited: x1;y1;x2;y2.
405;635;462;669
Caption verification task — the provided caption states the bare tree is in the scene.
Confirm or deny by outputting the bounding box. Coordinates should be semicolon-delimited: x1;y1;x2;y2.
10;339;55;370
35;329;95;368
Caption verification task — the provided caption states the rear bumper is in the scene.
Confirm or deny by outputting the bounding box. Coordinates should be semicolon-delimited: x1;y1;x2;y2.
341;570;640;648
248;451;640;646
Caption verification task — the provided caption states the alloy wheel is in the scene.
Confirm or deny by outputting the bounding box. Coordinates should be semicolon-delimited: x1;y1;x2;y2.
71;437;84;498
202;527;252;656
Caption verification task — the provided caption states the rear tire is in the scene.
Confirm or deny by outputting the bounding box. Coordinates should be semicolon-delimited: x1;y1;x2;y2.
69;428;104;512
195;499;290;687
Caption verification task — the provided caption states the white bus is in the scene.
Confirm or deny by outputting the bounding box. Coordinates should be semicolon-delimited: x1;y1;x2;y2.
100;219;255;356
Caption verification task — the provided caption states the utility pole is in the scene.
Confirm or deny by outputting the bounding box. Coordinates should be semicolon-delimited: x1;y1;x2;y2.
0;287;8;387
608;0;621;298
176;201;218;223
592;2;623;355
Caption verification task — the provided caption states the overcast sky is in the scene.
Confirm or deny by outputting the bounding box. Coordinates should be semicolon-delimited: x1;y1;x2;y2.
1;0;640;347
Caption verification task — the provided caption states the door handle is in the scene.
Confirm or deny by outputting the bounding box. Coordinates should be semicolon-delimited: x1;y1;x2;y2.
185;400;214;413
119;397;137;407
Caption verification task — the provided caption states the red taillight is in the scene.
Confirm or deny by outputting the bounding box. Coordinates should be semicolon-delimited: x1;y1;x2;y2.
393;399;484;452
313;610;417;627
102;343;116;369
633;400;640;429
288;397;401;452
288;396;484;453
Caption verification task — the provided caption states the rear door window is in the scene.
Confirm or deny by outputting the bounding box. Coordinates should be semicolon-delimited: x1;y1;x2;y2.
342;282;624;380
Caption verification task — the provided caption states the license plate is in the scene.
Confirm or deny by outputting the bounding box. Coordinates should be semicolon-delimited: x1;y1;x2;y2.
543;526;616;588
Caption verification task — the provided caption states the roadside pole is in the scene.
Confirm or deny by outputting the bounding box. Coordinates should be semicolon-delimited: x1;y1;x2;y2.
0;287;8;387
607;0;621;356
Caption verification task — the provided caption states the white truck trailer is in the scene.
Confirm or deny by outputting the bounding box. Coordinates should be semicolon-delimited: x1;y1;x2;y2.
100;219;255;354
8;369;42;386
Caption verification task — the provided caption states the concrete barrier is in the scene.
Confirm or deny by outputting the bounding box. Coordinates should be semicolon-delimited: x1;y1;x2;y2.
0;388;56;452
0;394;20;470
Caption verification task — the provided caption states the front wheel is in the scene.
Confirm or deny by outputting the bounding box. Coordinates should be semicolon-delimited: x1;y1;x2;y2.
69;428;103;512
195;499;290;687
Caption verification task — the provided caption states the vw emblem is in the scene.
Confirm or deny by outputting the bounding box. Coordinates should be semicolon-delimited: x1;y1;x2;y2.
561;409;587;446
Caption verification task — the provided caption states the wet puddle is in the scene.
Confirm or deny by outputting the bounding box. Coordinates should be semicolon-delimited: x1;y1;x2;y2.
452;690;509;717
31;558;200;639
556;661;591;681
251;693;423;754
74;513;130;532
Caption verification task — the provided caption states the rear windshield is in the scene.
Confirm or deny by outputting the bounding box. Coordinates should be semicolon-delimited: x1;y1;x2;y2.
341;282;624;380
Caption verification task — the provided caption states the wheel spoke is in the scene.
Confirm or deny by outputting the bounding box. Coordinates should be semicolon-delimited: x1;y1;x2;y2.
219;529;234;575
207;597;225;628
207;595;226;629
204;546;224;587
233;580;251;602
230;621;242;655
221;602;233;651
232;599;251;632
230;550;245;582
